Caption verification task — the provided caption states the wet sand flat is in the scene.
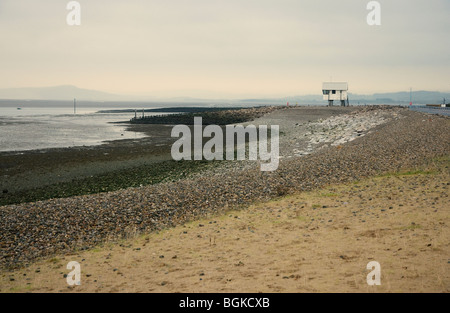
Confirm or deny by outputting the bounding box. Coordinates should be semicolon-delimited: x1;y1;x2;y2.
0;124;174;194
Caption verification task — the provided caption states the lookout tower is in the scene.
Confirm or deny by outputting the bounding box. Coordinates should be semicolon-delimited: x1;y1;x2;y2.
322;82;349;106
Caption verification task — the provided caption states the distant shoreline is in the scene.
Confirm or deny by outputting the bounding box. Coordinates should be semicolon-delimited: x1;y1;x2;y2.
97;106;257;114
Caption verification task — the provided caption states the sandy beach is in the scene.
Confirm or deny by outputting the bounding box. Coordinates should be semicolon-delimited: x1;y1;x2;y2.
0;105;449;292
1;160;448;293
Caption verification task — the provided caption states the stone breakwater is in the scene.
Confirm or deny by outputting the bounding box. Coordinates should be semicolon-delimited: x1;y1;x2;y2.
272;106;404;159
0;107;449;269
291;109;400;157
130;105;285;125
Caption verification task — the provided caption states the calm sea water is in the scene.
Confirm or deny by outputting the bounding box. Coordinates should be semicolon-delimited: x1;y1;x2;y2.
0;102;175;152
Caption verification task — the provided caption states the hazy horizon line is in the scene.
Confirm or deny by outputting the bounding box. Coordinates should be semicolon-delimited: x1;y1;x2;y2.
1;84;449;102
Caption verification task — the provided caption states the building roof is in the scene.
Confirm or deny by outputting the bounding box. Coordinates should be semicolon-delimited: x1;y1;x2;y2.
322;82;348;90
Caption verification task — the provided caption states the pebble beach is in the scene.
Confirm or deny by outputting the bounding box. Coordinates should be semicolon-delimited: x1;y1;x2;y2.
0;106;449;271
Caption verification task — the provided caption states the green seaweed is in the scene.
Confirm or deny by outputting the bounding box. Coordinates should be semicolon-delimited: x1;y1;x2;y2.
0;159;221;206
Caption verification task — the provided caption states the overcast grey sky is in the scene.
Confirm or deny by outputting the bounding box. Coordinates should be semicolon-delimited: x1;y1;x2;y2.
0;0;449;98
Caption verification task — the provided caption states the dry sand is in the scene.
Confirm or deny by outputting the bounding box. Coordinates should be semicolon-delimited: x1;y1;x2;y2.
1;158;448;293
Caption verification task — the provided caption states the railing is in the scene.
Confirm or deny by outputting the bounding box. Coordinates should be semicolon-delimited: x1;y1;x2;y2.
409;105;450;116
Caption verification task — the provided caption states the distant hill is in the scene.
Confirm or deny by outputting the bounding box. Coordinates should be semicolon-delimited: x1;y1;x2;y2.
0;85;126;101
241;91;450;105
0;85;448;105
349;91;450;105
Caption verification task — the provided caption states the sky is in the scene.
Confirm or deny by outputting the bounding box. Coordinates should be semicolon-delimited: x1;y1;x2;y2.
0;0;449;99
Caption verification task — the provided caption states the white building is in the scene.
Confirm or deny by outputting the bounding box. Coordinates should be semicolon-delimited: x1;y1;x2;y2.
322;82;349;106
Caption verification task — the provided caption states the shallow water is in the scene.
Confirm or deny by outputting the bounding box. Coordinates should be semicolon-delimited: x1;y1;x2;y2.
0;111;149;152
0;102;166;152
409;106;450;116
0;101;239;152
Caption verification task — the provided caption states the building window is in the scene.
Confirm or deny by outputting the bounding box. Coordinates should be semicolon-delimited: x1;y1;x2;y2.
322;90;329;95
332;90;336;94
